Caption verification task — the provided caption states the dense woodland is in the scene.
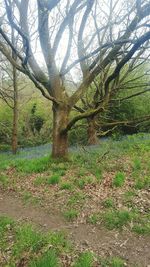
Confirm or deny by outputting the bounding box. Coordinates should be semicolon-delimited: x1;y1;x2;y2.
0;0;150;157
0;1;150;267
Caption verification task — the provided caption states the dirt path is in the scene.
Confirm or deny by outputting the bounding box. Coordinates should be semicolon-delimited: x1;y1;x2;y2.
0;190;150;267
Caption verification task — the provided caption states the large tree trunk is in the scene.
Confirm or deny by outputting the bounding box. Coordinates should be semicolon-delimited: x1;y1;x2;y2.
87;117;99;145
12;65;18;154
52;104;70;159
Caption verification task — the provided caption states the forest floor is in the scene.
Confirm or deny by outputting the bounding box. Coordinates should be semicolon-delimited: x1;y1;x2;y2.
0;133;150;267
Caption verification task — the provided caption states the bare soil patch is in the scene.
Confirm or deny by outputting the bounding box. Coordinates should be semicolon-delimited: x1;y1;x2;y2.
0;189;150;267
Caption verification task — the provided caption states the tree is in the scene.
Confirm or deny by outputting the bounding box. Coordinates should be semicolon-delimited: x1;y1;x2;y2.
0;45;19;153
0;0;150;158
80;56;150;143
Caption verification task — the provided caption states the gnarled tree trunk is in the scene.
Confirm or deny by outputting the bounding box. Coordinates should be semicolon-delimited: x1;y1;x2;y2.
87;116;99;145
52;103;70;159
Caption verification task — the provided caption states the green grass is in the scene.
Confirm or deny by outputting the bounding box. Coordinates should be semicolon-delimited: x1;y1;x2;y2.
34;176;45;186
123;190;136;208
100;257;125;267
0;153;69;174
14;156;51;173
75;176;94;189
87;214;100;225
22;191;41;205
0;216;72;266
48;231;72;253
91;167;102;182
63;209;78;221
102;210;134;230
0;216;14;237
34;174;61;186
77;168;87;177
29;250;60;267
0;174;9;187
60;182;73;190
134;176;150;189
75;178;86;189
0;216;14;251
124;190;136;199
103;198;114;208
73;252;94;267
102;210;150;233
46;174;61;185
113;172;125;187
50;162;68;172
13;224;46;256
67;192;85;206
132;223;150;235
133;158;141;171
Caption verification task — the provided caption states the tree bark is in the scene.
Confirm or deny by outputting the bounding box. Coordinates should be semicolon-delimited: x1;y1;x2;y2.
52;104;70;159
12;64;18;154
87;116;99;145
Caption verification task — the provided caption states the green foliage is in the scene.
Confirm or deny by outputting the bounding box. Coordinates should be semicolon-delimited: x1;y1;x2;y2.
69;125;88;146
0;102;13;144
113;172;125;187
73;252;94;267
0;144;11;151
0;96;52;148
108;74;150;136
29;250;60;267
29;103;44;134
